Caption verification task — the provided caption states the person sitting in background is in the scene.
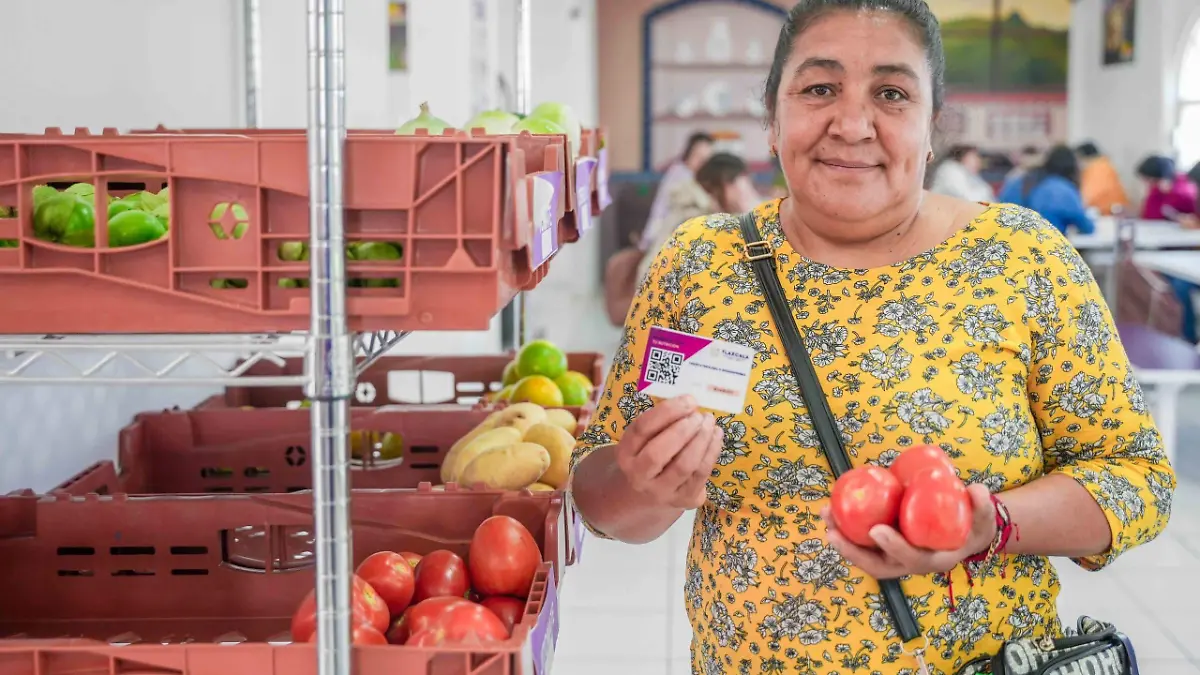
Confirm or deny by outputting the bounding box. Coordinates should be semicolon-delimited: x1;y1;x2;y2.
1137;155;1197;220
637;153;759;283
929;144;994;201
1006;144;1042;182
1163;161;1200;343
1076;141;1129;215
999;144;1095;234
639;132;714;251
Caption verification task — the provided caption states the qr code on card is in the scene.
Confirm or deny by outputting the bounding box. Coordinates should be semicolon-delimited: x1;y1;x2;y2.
645;347;685;385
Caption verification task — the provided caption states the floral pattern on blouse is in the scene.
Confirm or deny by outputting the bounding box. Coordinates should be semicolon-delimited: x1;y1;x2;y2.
571;199;1175;675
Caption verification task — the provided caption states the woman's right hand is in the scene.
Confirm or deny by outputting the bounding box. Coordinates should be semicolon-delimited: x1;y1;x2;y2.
614;395;723;510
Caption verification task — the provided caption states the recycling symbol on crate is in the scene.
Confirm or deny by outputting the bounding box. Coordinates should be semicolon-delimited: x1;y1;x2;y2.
208;202;251;240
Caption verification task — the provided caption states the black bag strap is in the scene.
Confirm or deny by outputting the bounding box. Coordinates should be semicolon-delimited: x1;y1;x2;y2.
737;211;922;643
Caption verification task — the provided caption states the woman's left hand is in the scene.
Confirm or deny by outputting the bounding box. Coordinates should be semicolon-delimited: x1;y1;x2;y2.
822;483;998;579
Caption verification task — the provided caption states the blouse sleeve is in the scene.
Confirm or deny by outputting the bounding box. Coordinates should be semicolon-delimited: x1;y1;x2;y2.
568;216;696;538
1022;232;1176;570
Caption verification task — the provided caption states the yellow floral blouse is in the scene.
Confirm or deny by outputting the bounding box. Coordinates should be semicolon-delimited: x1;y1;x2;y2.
572;199;1175;675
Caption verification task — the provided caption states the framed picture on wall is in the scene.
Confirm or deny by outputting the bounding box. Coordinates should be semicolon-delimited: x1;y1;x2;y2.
388;1;408;71
1103;0;1135;65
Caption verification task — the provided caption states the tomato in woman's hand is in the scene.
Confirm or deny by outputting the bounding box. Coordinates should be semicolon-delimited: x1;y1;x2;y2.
356;551;416;615
306;623;389;646
398;551;422;568
468;516;541;597
479;596;526;636
829;466;903;548
413;550;470;603
888;444;957;488
899;473;973;551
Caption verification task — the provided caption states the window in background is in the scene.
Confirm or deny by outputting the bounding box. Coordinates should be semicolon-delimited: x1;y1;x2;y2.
1175;19;1200;169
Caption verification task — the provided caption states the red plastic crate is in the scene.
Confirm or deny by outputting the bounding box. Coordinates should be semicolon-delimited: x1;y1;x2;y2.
52;405;589;569
196;352;605;408
132;126;610;245
0;127;568;334
0;488;563;675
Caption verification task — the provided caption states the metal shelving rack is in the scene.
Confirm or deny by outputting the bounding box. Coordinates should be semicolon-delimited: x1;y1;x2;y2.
0;1;538;674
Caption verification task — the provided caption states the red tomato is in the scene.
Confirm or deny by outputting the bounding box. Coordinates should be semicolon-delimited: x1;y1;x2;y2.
417;602;510;646
398;551;422;568
405;628;439;647
353;576;391;633
888;444;957;488
290;576;388;641
356;551;416;616
479;596;526;636
467;516;541;597
405;596;474;637
386;609;412;645
306;623;389;646
413;550;470;603
829;466;903;548
899;473;973;551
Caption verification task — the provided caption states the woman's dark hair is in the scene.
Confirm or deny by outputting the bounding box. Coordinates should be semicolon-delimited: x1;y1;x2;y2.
946;144;978;162
1136;155;1176;181
1075;142;1101;158
694;153;748;195
1021;145;1079;197
763;0;946;122
1189;161;1200;188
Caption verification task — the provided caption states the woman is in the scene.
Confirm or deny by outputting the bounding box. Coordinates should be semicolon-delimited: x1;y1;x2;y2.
1075;141;1129;215
929;144;994;202
639;132;715;251
570;2;1175;674
998;145;1095;234
1136;155;1197;220
636;152;760;284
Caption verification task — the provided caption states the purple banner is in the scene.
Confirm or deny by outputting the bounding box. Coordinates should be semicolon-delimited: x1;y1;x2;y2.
597;148;612;209
574;157;598;234
529;171;563;269
530;571;559;675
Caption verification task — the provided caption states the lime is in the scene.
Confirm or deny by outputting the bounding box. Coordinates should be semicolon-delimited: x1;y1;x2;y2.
107;209;167;247
501;360;521;387
353;241;403;260
34;193;95;245
492;384;515;402
108;200;137;219
0;240;17;248
151;202;170;229
65;183;95;200
278;241;307;261
516;339;568;379
32;185;58;207
510;375;565;407
554;372;593;406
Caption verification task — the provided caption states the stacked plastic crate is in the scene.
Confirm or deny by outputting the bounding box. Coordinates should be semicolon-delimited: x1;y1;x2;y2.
0;121;612;675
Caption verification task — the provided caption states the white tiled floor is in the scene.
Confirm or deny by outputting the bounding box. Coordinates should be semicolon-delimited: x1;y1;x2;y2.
551;364;1200;673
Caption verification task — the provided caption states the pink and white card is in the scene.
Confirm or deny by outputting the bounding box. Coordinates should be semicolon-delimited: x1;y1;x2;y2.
637;326;756;414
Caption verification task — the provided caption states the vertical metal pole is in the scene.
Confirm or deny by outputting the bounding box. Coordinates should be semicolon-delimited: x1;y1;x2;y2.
500;0;534;351
306;2;354;675
243;0;263;127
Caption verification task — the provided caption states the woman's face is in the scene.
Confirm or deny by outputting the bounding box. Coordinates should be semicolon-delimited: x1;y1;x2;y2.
769;10;935;227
